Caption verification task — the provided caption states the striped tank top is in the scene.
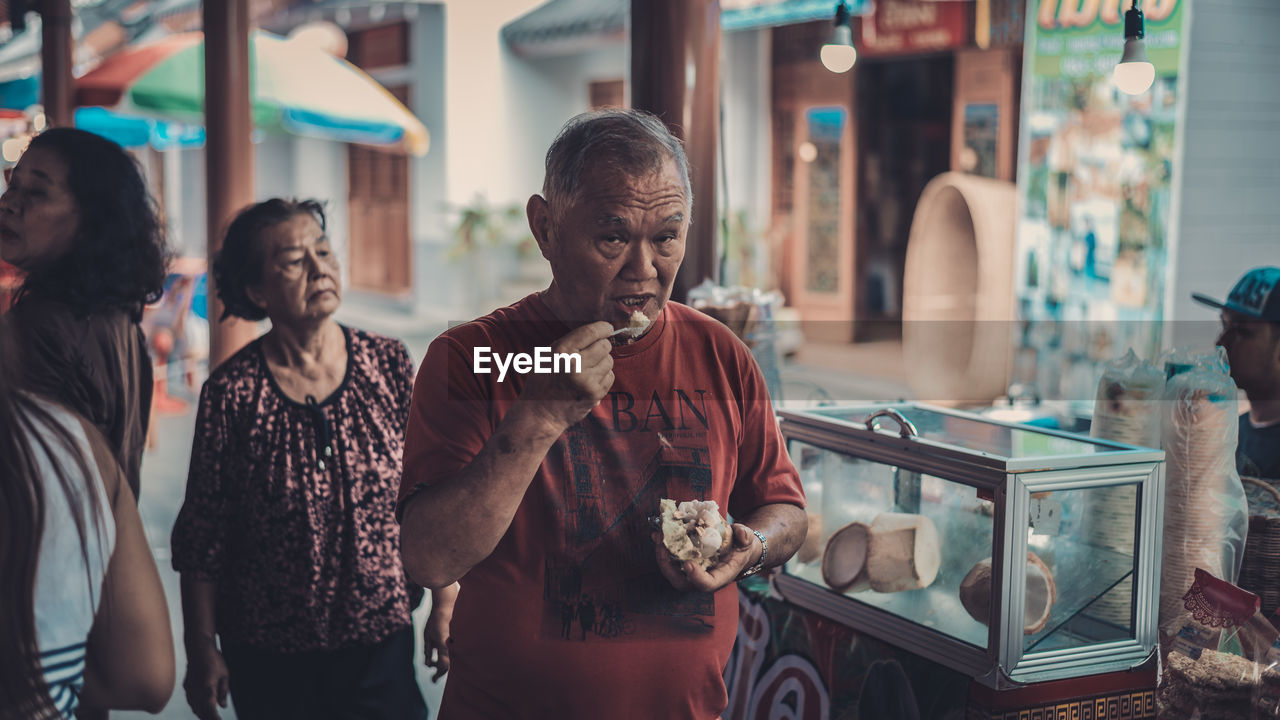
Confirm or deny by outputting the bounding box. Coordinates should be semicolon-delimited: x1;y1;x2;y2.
27;397;116;718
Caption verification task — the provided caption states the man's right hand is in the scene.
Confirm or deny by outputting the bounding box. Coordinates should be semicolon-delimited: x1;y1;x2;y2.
183;645;229;720
516;321;615;432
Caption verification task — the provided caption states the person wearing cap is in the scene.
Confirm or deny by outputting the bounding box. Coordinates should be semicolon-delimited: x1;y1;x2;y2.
1193;266;1280;485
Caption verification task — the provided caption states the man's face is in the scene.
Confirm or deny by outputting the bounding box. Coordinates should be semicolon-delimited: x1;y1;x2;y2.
532;157;688;336
1217;310;1280;395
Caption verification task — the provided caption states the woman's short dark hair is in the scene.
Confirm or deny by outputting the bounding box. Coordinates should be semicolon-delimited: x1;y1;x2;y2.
213;198;327;322
18;128;169;320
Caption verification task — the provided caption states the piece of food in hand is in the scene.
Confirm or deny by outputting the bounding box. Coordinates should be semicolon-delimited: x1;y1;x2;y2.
959;551;1057;634
865;512;941;592
659;498;731;570
821;520;871;593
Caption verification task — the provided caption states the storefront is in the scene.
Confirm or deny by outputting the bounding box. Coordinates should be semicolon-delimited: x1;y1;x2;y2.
723;402;1165;718
771;0;1022;345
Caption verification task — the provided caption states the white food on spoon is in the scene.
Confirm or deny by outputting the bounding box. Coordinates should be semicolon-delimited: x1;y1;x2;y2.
612;309;652;338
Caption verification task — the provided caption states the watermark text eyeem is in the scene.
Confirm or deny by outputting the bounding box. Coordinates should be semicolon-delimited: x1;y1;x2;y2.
473;346;582;382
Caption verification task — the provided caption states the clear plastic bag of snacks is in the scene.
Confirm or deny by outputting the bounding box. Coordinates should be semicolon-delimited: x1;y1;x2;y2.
1158;568;1280;719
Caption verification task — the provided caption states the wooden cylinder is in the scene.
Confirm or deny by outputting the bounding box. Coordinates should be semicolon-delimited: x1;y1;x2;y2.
204;0;259;366
631;0;720;302
901;172;1016;405
40;0;74;127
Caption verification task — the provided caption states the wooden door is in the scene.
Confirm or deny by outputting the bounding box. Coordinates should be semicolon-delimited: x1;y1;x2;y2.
346;83;411;295
789;104;856;341
771;27;858;342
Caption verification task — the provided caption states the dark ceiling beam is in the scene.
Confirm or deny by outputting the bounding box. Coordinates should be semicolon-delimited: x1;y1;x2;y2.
631;0;722;302
204;0;259;365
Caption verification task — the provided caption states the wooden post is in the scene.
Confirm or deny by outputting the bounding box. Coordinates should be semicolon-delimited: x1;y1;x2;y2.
204;0;258;366
39;0;74;127
631;0;721;302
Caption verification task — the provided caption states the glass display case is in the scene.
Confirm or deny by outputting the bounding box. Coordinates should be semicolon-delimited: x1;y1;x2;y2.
776;403;1165;687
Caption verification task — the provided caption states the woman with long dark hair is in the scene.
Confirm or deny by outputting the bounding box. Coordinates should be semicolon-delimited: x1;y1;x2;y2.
0;326;175;718
0;127;169;499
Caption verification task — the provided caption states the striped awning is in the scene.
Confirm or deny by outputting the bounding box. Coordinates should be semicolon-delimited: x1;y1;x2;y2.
502;0;627;58
721;0;869;32
503;0;872;57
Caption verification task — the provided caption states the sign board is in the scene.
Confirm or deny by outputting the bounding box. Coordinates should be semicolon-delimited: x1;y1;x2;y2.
1013;0;1190;405
860;0;970;57
1031;0;1185;78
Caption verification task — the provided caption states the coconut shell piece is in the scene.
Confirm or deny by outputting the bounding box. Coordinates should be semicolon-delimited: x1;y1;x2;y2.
959;551;1057;635
866;513;941;593
821;520;871;593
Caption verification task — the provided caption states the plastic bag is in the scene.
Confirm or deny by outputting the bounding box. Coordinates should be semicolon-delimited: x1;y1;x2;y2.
1158;568;1280;719
1090;348;1166;449
687;280;783;343
1084;349;1165;624
688;280;786;401
1159;348;1249;625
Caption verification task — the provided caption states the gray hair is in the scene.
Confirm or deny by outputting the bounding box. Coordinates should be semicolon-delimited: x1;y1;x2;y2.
542;108;692;220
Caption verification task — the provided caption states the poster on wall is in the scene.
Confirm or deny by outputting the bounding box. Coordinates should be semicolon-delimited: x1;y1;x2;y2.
1014;0;1187;407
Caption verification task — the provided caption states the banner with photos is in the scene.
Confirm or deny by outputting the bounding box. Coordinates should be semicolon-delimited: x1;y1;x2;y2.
1014;0;1188;405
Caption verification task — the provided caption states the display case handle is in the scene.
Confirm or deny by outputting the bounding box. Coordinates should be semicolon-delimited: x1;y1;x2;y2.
863;409;919;439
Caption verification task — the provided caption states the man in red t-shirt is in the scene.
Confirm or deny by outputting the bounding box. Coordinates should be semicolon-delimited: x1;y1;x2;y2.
398;109;807;719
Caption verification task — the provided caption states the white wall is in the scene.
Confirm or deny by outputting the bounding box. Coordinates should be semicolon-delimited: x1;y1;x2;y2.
721;28;771;230
406;4;453;316
177;147;205;260
505;43;629;202
720;27;773;286
174;135;343;250
442;0;547;208
161;147;186;256
254;135;295;201
1166;0;1280;350
289;136;349;289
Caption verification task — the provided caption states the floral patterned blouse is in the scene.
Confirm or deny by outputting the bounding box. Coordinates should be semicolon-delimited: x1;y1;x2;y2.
171;326;417;652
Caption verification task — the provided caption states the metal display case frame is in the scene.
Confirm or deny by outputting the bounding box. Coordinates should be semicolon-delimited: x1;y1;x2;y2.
775;403;1166;688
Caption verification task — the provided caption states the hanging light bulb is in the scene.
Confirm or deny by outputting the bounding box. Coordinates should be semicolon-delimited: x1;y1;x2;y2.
821;1;856;74
1113;1;1155;94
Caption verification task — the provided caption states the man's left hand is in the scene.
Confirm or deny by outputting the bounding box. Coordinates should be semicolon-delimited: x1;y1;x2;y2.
423;605;451;681
422;583;458;682
651;523;761;593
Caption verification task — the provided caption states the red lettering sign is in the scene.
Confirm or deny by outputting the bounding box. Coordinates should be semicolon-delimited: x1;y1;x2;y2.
860;0;970;57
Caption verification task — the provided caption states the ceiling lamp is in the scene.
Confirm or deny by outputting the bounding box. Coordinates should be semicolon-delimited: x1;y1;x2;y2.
820;1;856;74
1114;1;1155;95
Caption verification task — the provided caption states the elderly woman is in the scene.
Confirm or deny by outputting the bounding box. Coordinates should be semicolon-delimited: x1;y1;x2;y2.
0;127;168;500
170;199;454;720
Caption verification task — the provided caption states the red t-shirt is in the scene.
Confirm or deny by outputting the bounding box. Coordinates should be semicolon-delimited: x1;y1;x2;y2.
400;294;804;720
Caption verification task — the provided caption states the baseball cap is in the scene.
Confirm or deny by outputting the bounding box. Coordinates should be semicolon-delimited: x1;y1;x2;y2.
1192;266;1280;323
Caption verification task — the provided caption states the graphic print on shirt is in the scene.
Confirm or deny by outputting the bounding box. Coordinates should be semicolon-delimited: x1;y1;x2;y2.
540;386;720;643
